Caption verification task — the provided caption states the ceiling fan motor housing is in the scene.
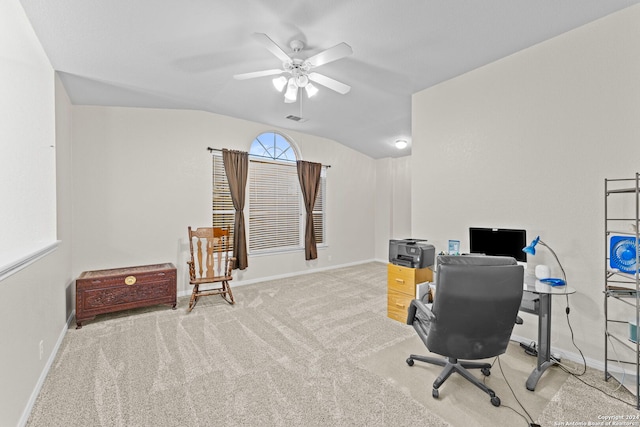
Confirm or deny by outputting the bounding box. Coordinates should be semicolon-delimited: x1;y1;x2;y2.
285;59;311;87
290;39;304;52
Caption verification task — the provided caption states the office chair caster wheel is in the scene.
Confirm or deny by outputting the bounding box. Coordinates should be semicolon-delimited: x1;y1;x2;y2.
406;358;414;366
490;396;500;407
432;388;439;399
481;367;491;376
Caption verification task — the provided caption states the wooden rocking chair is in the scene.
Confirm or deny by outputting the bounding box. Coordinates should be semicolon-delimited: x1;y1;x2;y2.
186;226;235;311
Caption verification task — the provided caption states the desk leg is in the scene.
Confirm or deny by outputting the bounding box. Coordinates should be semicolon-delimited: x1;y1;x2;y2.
526;293;553;391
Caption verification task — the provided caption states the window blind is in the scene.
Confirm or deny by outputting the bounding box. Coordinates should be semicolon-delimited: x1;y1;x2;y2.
249;159;301;252
312;168;326;244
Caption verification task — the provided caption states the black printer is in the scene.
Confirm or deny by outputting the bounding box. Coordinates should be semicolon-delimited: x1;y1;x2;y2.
389;239;435;269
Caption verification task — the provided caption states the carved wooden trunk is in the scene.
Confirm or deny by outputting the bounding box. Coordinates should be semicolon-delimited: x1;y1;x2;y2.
75;263;177;328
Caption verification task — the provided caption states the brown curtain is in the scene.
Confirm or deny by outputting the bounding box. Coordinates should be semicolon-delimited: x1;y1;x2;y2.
222;149;248;270
296;160;322;260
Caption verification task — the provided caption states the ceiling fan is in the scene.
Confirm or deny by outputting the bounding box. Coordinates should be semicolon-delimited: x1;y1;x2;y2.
234;33;352;103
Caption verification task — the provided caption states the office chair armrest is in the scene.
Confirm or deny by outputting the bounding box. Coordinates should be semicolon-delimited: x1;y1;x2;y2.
407;298;435;325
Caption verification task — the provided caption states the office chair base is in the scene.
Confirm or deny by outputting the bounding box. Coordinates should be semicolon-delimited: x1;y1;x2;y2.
406;354;501;407
429;387;500;406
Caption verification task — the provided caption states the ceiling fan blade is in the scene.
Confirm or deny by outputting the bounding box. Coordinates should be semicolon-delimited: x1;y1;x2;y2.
306;42;352;67
233;69;283;80
308;72;351;95
252;32;291;64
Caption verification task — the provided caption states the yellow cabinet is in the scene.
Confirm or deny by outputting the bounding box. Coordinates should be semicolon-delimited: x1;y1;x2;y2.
387;263;433;323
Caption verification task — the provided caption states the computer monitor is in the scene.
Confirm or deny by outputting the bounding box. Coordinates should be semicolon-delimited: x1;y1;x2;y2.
469;227;527;263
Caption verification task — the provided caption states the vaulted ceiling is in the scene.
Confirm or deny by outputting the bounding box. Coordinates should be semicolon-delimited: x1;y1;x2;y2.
20;0;640;158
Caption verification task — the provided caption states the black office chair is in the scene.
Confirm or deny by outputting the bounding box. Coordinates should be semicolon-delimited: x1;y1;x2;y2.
406;255;524;406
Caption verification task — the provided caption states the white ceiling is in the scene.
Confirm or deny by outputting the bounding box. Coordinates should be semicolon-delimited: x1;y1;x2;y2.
19;0;640;159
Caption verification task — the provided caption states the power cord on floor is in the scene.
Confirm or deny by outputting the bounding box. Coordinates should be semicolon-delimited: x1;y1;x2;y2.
558;323;635;408
490;356;540;427
563;366;636;408
521;294;636;409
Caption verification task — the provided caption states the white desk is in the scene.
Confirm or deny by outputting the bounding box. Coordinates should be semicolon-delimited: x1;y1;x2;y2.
521;279;576;391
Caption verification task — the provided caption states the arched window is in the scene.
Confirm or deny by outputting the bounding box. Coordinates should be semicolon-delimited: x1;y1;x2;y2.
249;132;298;161
212;131;326;255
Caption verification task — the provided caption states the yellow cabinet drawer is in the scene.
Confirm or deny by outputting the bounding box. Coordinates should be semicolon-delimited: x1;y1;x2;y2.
387;264;433;295
387;288;414;323
388;271;416;295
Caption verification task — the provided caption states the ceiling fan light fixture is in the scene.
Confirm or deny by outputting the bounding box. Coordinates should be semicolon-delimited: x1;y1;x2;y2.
395;139;408;149
272;76;287;92
305;83;318;98
284;78;298;103
295;74;309;87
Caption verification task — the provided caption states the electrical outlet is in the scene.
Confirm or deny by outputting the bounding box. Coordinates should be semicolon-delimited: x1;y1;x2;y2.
39;340;43;360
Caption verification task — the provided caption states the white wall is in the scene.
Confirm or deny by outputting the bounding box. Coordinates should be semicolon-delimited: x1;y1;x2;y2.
0;0;57;269
392;157;413;239
374;157;412;261
0;2;74;424
71;106;377;294
55;75;75;321
412;5;640;363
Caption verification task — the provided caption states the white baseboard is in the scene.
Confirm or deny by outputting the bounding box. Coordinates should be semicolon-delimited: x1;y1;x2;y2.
510;333;608;372
18;310;74;427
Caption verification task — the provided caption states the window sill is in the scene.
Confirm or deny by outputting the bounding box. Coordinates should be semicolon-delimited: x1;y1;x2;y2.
0;241;60;282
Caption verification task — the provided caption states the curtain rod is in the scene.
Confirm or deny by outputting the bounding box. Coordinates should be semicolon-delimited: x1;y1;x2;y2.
207;147;331;168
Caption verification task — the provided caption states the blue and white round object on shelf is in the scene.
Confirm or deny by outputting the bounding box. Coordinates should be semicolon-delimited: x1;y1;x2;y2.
610;235;637;274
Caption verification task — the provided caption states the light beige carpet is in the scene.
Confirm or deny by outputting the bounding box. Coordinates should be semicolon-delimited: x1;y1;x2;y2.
27;262;636;426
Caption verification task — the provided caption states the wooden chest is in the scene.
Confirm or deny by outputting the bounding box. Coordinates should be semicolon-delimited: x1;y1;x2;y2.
75;263;177;328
